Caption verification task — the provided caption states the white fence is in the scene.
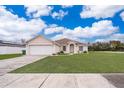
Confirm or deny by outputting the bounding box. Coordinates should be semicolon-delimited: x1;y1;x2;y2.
0;46;25;54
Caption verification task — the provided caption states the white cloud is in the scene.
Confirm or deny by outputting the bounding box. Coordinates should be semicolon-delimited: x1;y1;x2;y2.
51;10;68;20
51;20;118;42
51;34;64;40
66;20;118;38
51;33;83;42
25;5;53;18
120;11;124;21
61;5;73;8
109;33;124;42
44;24;66;35
80;5;124;19
95;39;107;42
0;6;47;42
95;33;124;42
112;33;124;39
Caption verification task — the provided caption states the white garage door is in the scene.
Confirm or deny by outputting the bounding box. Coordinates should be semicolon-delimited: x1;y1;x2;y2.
29;45;53;55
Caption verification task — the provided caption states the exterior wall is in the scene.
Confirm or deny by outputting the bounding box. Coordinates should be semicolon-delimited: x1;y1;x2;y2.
60;45;69;53
53;44;60;54
58;44;88;54
0;46;25;54
78;45;83;53
83;46;88;52
75;45;79;53
60;42;78;54
64;44;88;54
77;45;88;53
66;42;77;53
74;44;77;53
26;45;30;55
59;46;62;51
60;42;83;54
66;45;70;53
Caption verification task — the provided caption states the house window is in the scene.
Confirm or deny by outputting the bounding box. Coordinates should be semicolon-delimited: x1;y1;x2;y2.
79;46;83;51
63;46;66;51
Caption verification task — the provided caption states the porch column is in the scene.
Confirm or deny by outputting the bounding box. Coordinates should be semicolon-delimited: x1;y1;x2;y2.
74;44;78;53
66;45;70;53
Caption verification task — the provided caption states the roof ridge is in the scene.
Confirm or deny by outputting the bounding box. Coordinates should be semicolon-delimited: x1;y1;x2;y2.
54;38;87;46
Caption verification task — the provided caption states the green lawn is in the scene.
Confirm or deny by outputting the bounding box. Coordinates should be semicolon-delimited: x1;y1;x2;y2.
0;54;23;60
11;52;124;73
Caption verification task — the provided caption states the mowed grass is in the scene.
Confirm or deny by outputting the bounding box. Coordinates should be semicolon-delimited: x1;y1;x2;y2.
0;54;23;60
11;52;124;73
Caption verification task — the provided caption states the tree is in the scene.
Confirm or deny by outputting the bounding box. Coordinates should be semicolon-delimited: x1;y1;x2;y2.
110;41;121;48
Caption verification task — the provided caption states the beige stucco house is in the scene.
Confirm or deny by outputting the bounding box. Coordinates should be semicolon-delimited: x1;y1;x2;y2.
26;35;88;55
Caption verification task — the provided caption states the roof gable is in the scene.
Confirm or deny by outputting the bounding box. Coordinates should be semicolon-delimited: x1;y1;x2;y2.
27;35;53;45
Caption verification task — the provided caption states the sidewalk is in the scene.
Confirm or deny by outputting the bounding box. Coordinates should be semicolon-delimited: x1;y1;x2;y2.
0;74;115;88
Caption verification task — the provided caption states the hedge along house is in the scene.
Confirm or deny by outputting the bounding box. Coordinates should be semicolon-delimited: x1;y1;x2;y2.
0;40;25;54
26;35;88;55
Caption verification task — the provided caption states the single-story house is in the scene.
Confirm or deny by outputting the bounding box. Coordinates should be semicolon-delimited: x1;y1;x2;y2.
0;41;26;54
26;35;88;55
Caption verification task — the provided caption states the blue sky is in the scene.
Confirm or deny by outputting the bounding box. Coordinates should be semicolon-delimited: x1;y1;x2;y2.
1;5;124;43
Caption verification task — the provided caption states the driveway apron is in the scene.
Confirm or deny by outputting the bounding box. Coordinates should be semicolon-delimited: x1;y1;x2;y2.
0;55;47;75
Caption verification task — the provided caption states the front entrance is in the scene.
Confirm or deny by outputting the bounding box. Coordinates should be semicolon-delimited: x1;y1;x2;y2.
70;44;74;53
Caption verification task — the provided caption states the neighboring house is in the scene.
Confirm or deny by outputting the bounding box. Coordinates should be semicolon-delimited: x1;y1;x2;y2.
0;41;25;54
26;35;88;55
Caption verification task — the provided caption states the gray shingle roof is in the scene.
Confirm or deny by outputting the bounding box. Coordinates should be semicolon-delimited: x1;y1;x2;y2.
55;38;87;46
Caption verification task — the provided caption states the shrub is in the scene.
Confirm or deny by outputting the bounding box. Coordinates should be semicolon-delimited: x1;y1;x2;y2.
52;53;56;55
22;50;26;55
57;51;64;55
60;51;64;54
83;51;88;53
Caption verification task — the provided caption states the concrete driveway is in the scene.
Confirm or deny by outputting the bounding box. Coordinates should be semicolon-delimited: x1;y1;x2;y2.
0;55;47;75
